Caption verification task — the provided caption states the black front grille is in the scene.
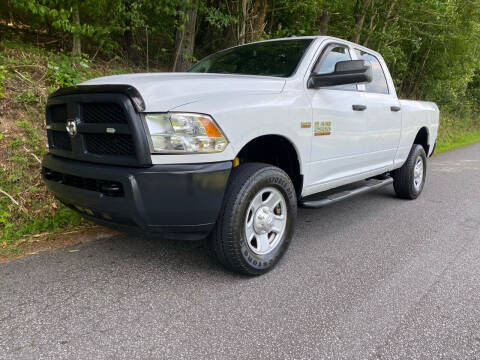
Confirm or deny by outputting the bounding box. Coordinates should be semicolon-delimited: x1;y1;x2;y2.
51;130;72;150
46;100;137;160
85;133;135;156
82;103;128;124
45;90;150;166
49;104;68;123
43;167;124;197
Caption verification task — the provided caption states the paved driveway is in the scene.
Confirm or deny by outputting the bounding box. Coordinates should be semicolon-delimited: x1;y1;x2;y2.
1;143;480;359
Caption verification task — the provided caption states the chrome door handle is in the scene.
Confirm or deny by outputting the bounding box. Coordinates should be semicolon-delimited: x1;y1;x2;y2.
391;106;401;112
352;104;367;111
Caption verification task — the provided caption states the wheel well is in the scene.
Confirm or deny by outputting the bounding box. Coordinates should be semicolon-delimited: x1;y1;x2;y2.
236;135;303;195
414;127;429;155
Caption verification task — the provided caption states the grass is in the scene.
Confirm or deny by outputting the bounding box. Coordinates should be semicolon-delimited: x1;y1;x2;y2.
435;128;480;154
435;112;480;154
0;209;85;257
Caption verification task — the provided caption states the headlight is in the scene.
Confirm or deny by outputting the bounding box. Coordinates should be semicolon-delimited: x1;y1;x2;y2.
144;113;228;153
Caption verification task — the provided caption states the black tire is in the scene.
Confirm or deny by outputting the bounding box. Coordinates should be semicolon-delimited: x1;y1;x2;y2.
392;144;427;199
210;163;297;275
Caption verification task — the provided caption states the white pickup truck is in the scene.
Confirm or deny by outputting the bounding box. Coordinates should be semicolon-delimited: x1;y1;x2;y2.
42;36;439;275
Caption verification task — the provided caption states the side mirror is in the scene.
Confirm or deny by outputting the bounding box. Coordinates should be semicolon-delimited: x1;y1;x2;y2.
308;60;372;88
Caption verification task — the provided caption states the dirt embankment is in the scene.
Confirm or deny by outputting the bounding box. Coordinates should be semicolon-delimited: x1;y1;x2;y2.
0;41;137;260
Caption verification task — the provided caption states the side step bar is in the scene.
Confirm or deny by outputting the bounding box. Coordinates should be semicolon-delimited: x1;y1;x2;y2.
300;177;394;209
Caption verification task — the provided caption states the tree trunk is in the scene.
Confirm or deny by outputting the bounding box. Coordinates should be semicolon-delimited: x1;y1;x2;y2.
409;43;432;97
269;0;275;34
350;0;371;44
72;2;81;56
239;0;248;45
362;1;377;47
381;0;397;34
318;9;331;35
122;0;141;63
251;0;267;42
172;1;198;72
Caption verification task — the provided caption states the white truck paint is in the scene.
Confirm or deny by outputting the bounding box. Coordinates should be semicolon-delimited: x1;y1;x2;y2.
82;36;439;197
44;36;439;274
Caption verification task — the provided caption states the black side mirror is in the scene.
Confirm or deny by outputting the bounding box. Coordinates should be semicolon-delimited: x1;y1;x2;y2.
308;60;372;88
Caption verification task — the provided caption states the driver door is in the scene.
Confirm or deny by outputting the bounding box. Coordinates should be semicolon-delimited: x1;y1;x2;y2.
306;43;370;190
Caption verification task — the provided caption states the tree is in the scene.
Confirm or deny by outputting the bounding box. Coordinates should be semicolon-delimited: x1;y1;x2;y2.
318;8;331;35
2;0;480;112
172;0;198;72
350;0;371;43
71;2;81;56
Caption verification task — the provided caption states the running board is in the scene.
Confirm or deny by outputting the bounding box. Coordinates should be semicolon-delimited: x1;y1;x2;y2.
300;177;394;209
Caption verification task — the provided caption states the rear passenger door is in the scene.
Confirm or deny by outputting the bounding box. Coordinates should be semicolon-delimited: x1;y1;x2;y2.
354;49;401;169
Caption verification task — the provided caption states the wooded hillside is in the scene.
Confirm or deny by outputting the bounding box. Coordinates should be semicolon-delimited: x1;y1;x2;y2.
1;0;480;109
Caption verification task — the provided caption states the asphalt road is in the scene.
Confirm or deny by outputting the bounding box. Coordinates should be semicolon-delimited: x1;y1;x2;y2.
1;143;480;360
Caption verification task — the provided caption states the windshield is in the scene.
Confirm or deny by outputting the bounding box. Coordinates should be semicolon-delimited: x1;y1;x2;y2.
188;39;314;78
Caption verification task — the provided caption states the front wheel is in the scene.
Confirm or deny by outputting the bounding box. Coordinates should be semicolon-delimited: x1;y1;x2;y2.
210;163;297;275
392;144;427;199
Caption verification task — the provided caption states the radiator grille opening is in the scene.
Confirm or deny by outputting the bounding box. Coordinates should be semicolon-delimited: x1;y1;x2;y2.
51;130;72;150
49;104;68;123
85;133;135;156
82;103;128;124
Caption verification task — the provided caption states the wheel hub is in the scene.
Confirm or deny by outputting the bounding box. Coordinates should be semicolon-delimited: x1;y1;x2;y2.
244;187;287;255
254;206;274;234
413;157;424;191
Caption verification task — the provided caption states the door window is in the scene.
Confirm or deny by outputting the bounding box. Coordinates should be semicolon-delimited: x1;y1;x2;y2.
312;45;356;91
354;50;389;94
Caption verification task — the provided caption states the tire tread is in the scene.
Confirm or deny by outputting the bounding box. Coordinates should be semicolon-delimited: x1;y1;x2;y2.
211;163;296;275
392;144;426;199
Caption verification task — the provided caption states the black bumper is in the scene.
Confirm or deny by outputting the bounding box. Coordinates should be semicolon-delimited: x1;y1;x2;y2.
42;154;232;240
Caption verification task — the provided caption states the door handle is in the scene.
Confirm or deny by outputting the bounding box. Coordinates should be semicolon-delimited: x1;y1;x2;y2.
352;104;367;111
390;105;401;112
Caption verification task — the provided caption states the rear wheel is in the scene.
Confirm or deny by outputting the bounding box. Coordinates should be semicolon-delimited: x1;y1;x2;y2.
210;163;297;275
392;144;427;199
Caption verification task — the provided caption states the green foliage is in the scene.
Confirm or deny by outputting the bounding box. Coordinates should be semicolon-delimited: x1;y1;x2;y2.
200;3;237;29
0;211;13;241
3;0;477;110
14;89;37;104
0;40;136;257
437;113;480;153
8;137;23;148
47;55;90;87
0;206;83;245
17;120;45;155
0;65;7;97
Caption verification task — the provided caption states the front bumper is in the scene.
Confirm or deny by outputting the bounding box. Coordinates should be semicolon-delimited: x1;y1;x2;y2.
42;154;232;240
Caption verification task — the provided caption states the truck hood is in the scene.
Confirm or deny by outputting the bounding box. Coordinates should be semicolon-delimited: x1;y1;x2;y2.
81;73;286;112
